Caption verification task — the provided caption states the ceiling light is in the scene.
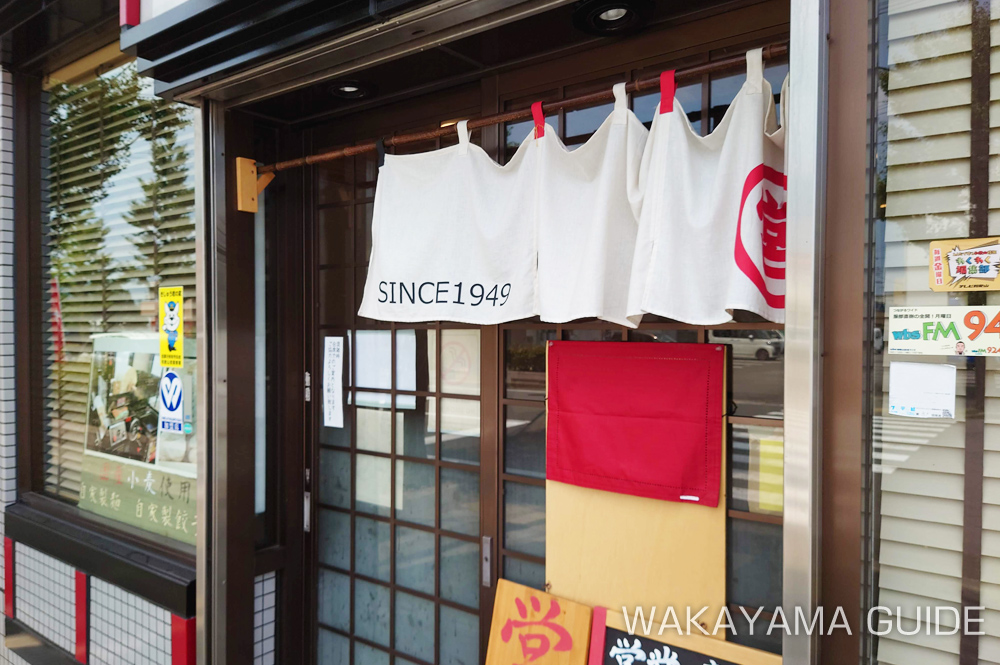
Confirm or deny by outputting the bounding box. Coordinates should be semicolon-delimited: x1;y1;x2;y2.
329;80;375;100
599;7;629;21
572;0;652;36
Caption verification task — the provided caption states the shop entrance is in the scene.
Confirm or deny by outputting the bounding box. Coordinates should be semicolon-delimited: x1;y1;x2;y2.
283;2;792;663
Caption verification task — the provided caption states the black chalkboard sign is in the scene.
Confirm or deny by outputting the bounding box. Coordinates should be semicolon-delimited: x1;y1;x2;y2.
602;627;738;665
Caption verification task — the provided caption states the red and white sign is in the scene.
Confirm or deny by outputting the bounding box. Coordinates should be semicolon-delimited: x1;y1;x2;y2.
735;164;787;310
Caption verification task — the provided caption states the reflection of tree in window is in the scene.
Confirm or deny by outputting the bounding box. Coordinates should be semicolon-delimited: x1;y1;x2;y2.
46;66;143;498
48;66;141;333
124;95;194;322
43;62;196;500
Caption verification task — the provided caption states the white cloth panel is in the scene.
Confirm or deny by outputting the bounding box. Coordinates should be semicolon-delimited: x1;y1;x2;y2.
361;50;789;326
359;119;538;323
627;48;787;325
535;83;648;327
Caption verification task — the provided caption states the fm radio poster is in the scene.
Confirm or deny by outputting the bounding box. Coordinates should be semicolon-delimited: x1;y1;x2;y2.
887;306;1000;356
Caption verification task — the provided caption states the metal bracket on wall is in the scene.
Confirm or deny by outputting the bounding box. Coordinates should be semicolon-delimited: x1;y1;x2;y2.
236;157;275;213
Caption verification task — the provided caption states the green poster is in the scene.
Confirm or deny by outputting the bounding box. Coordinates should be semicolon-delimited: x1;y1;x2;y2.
80;335;197;545
79;455;196;545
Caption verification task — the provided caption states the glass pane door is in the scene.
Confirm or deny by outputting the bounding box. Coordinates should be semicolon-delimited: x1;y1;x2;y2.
313;145;484;665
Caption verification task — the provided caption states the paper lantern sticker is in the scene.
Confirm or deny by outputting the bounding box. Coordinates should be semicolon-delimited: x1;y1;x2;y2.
487;579;593;665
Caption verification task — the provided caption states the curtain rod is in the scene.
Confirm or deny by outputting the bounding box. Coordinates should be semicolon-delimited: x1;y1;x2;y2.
260;42;788;174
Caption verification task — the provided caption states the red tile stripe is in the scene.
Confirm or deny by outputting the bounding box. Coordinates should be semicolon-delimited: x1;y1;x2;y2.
4;538;13;617
75;571;88;663
171;615;195;665
120;0;140;27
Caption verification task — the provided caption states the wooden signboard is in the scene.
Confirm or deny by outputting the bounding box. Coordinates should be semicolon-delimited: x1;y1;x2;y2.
928;237;1000;291
486;579;593;665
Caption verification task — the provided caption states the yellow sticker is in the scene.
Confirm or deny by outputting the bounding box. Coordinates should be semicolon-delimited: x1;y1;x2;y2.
928;237;1000;291
159;286;184;368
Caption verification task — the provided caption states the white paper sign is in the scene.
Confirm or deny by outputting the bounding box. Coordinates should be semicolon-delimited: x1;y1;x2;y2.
324;337;344;428
888;361;956;419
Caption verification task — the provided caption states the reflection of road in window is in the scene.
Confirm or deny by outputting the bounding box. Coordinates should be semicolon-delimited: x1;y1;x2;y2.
709;329;784;419
505;329;556;400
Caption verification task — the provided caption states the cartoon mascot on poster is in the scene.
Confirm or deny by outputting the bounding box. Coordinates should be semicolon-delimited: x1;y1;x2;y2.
162;300;181;352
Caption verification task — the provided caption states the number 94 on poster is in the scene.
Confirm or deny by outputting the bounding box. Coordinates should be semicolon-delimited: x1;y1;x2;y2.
888;306;1000;356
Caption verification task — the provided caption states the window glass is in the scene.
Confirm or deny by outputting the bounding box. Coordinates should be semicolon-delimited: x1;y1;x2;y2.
863;2;999;663
501;326;554;591
730;425;783;516
566;101;614;138
504;481;545;558
504;119;534;158
564;328;621;341
710;328;784;418
629;329;700;343
504;329;555;400
314;148;485;663
503;557;545;591
440;329;480;396
633;83;702;133
709;72;743;131
504;405;545;479
709;61;786;132
439;398;480;465
45;59;199;544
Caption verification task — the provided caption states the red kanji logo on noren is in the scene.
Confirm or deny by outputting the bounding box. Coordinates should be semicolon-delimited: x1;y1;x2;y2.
735;164;787;309
500;595;573;665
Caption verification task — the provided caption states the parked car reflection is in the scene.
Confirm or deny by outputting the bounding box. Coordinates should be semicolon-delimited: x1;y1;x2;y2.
708;329;784;361
711;329;785;419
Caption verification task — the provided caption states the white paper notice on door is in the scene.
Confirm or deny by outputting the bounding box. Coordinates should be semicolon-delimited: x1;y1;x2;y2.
888;361;957;419
323;337;344;428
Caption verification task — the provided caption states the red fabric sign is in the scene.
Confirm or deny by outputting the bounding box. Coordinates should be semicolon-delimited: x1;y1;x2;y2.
546;341;725;507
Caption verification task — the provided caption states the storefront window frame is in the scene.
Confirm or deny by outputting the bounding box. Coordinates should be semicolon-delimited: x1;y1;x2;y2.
9;45;204;564
781;0;829;662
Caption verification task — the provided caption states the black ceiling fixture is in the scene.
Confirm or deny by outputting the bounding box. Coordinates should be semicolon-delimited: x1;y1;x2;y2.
571;0;652;36
328;80;377;99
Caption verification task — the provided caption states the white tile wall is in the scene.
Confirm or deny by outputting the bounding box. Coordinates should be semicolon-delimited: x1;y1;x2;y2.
0;66;57;665
0;61;16;590
13;543;76;653
254;572;277;665
0;62;28;665
89;577;172;665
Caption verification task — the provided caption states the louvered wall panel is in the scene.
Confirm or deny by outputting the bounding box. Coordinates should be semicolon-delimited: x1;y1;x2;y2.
878;1;974;663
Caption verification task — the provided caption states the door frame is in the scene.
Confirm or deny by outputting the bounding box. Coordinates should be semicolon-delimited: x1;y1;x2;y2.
197;1;834;663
